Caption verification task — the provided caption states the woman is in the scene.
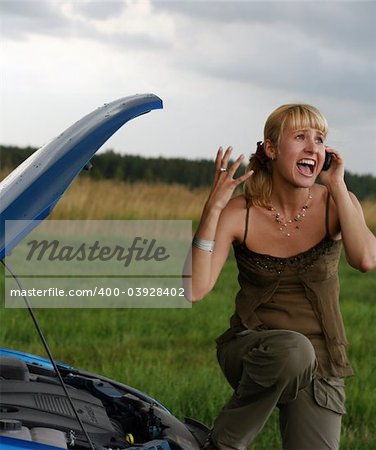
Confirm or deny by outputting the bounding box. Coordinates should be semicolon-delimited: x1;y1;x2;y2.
189;104;376;450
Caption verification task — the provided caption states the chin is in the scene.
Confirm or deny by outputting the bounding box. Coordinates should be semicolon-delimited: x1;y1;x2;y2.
292;178;316;189
295;171;318;186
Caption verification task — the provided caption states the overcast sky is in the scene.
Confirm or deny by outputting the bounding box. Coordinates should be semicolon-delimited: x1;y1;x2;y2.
1;0;375;175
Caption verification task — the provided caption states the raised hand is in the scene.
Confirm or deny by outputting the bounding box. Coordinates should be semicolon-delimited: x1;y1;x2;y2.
319;146;346;192
206;146;253;212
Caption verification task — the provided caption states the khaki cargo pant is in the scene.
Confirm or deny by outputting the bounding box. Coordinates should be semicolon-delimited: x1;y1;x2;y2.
212;329;345;450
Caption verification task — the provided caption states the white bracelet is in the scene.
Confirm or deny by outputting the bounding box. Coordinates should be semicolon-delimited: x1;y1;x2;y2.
192;236;215;253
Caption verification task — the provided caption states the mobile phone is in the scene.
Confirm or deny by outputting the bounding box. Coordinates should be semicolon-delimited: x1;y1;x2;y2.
322;151;333;171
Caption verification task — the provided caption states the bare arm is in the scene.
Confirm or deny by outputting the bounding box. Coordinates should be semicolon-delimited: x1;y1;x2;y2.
184;147;253;301
320;148;376;272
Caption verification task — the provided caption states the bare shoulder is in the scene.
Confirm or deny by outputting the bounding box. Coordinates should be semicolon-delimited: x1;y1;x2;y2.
219;194;248;241
227;194;248;209
312;183;341;238
222;194;248;217
311;183;328;200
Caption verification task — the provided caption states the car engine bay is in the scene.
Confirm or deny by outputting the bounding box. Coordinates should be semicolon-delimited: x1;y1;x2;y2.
0;355;207;450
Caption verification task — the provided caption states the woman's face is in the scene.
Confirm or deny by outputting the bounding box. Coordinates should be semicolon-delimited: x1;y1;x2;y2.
272;127;326;187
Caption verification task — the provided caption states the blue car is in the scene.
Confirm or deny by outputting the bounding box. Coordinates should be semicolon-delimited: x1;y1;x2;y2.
0;94;209;449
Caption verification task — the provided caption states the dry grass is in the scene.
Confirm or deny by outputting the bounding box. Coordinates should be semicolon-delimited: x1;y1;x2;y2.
50;177;210;221
1;168;376;230
51;177;376;231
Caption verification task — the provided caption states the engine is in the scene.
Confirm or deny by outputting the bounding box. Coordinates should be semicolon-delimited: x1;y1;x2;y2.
0;356;207;449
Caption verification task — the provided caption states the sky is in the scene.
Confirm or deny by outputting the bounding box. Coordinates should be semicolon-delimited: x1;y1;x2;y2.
0;0;375;176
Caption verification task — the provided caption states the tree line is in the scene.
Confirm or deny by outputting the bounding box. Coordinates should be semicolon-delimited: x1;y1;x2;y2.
1;145;375;200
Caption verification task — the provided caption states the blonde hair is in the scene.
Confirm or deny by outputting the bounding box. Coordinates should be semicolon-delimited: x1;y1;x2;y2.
244;104;328;208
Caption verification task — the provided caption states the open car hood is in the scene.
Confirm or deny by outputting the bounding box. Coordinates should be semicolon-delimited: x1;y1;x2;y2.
0;94;163;260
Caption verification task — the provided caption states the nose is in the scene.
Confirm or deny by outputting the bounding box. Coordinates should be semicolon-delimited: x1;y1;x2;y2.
305;136;318;154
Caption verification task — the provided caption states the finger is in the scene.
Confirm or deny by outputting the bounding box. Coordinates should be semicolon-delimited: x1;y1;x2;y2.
227;153;245;178
325;147;343;165
212;147;224;184
325;146;341;157
215;147;224;172
221;146;233;169
331;152;344;166
234;170;254;185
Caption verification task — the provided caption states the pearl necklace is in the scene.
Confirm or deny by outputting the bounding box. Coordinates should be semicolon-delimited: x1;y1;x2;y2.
269;189;313;237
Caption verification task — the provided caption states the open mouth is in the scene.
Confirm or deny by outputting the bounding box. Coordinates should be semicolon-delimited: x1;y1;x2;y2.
297;158;316;176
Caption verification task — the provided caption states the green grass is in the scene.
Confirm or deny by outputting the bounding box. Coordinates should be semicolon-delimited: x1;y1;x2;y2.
1;254;375;449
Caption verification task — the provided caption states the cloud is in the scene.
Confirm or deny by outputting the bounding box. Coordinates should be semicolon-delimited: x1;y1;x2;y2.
152;1;375;105
0;0;68;40
69;0;126;20
0;0;374;175
0;0;174;49
3;1;373;104
3;1;374;56
153;1;375;53
199;27;374;104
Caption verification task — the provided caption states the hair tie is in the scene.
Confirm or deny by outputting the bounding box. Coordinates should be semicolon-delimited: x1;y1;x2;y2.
255;141;268;166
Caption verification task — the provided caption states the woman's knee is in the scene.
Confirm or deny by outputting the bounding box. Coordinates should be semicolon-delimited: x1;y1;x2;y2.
243;331;316;387
279;332;316;380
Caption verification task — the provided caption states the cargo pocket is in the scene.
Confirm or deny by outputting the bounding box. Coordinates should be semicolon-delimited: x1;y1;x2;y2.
313;377;346;414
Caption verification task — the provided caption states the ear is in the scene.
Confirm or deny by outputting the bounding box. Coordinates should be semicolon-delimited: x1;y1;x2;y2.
264;139;277;160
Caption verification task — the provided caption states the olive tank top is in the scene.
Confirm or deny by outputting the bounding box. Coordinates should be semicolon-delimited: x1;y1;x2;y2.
216;191;353;378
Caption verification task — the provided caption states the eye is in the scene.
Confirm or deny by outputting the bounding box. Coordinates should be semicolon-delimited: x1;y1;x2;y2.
315;136;324;144
295;134;304;140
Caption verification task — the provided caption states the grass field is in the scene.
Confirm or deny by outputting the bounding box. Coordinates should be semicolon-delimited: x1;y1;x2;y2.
1;177;376;449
